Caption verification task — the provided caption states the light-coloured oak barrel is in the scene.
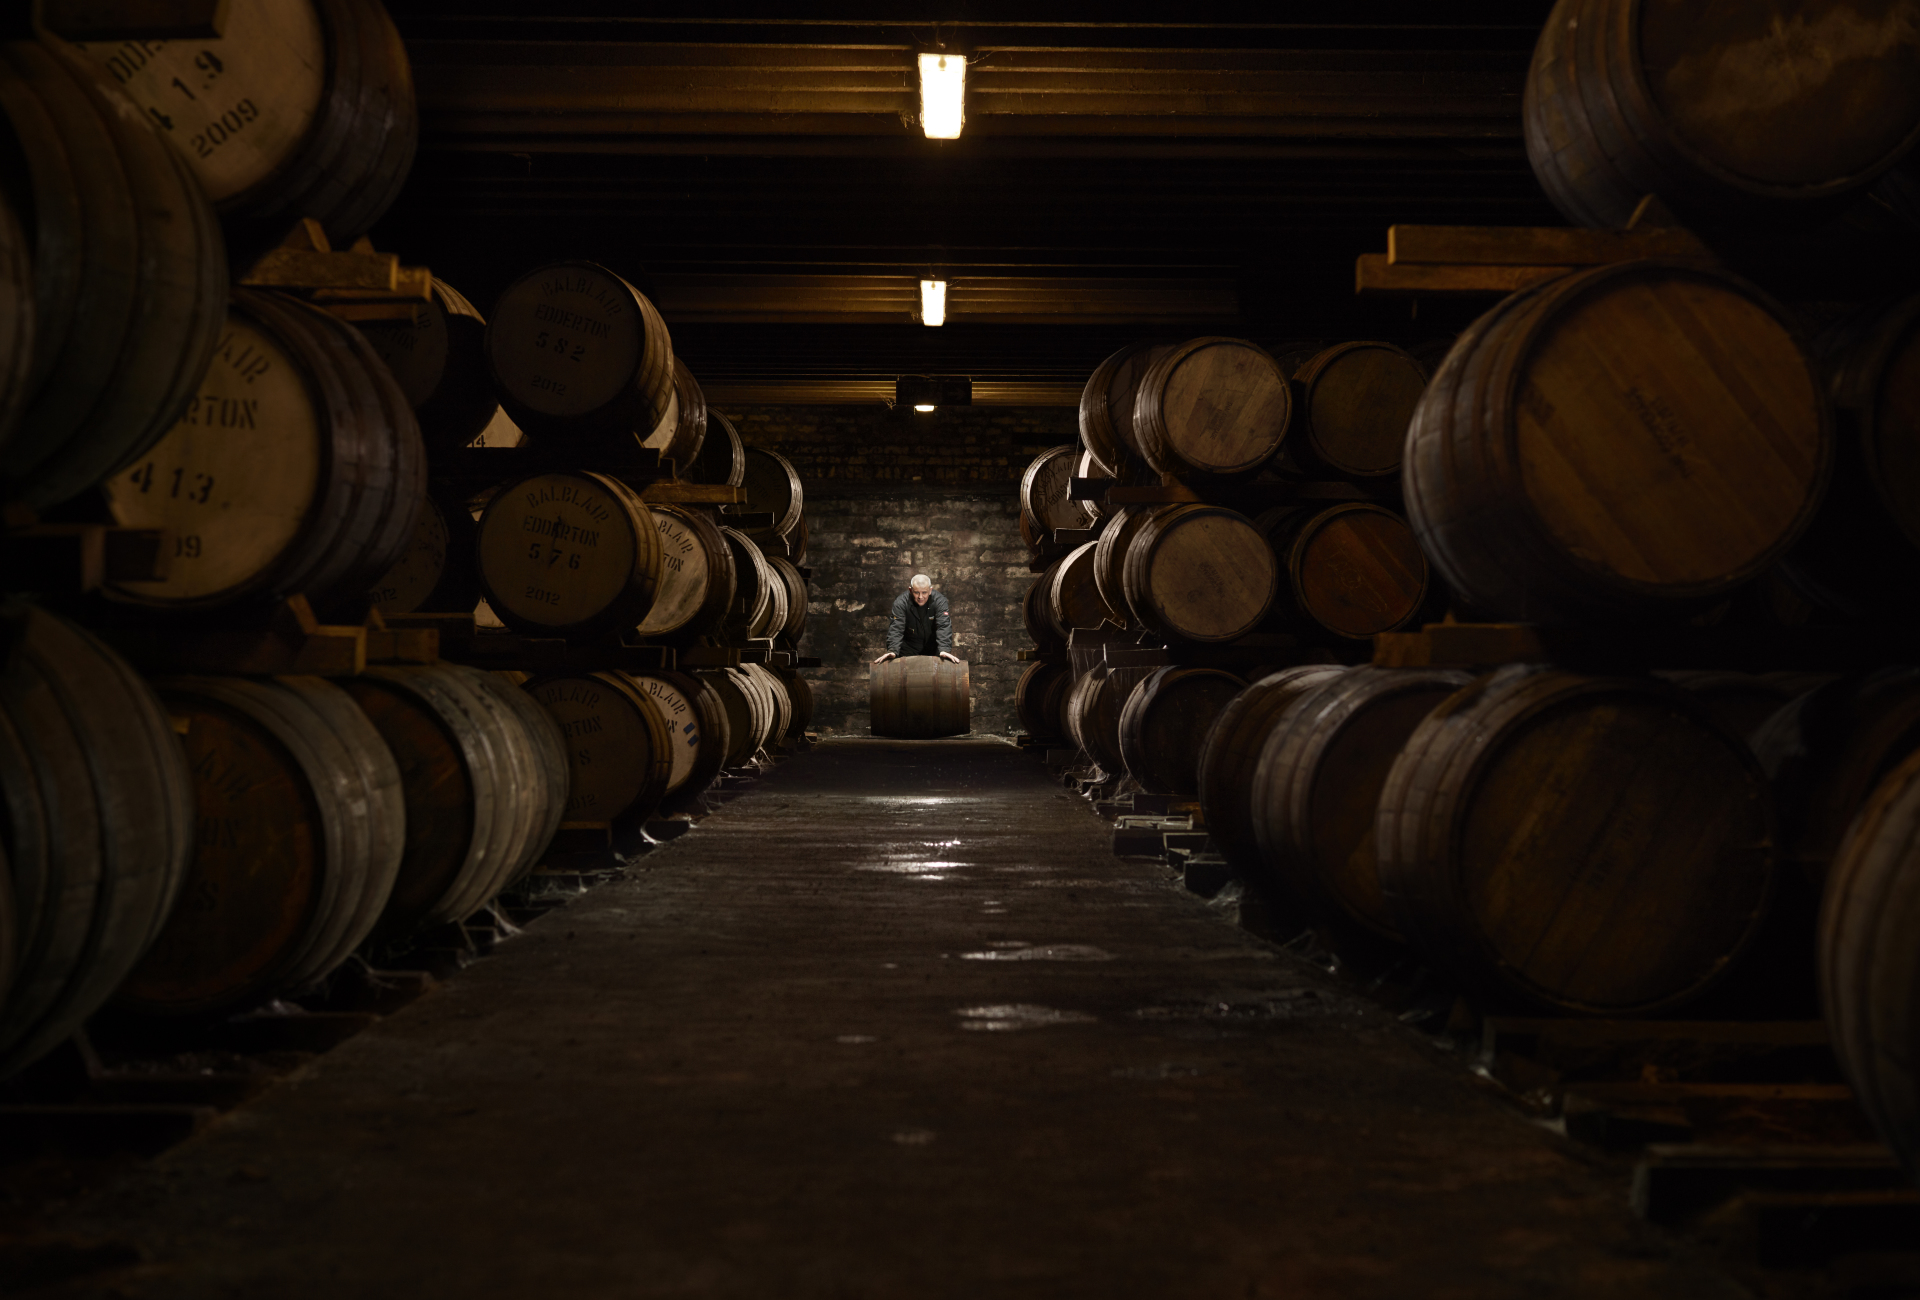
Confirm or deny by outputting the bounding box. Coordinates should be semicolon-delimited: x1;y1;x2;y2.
719;525;774;638
357;277;498;456
628;671;726;797
475;471;662;635
1046;540;1121;638
368;494;480;615
1782;293;1920;618
633;504;736;644
641;358;708;473
1117;666;1246;798
739;445;804;540
1253;668;1470;952
745;662;793;748
1196;665;1347;878
1122;504;1277;644
1376;666;1774;1015
685;409;746;486
1819;744;1920;1181
0;607;191;1076
766;555;809;642
486;261;674;443
104;290;423;611
1133;337;1290;477
1405;260;1831;623
1750;670;1920;887
525;672;673;829
82;0;417;240
700;667;773;765
1525;0;1920;230
1019;444;1092;539
870;656;971;739
1291;342;1426;479
0;37;226;510
118;674;404;1017
1015;660;1075;743
461;668;569;901
1257;503;1430;640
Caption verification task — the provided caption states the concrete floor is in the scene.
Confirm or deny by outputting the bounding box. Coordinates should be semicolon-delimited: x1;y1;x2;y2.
28;738;1746;1299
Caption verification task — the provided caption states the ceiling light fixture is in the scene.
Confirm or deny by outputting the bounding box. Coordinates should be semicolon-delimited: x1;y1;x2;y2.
896;376;973;410
920;278;947;327
918;52;966;139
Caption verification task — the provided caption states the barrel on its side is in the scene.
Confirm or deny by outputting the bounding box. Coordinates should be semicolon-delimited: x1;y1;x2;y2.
641;358;708;472
525;672;673;830
1016;661;1075;744
629;671;728;803
1047;540;1121;638
1257;503;1429;640
368;495;481;615
739;446;805;541
871;657;970;739
1133;337;1290;478
685;410;746;487
1291;341;1425;479
1079;343;1164;478
357;277;498;456
1196;666;1347;879
1122;504;1277;643
1066;665;1155;777
1020;445;1091;538
1117;666;1246;798
475;471;662;635
633;504;736;644
1377;667;1774;1015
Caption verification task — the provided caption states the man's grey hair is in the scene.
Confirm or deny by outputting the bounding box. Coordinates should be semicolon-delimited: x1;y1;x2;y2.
909;574;932;589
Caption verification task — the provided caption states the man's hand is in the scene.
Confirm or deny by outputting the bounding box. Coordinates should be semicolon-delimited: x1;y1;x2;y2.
938;651;960;663
871;652;896;665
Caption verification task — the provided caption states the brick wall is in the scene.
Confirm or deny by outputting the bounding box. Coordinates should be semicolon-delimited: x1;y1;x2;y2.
726;405;1079;735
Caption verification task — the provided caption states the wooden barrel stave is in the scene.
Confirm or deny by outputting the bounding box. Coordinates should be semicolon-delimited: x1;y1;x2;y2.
1117;666;1247;798
446;667;564;905
1196;665;1347;878
870;657;971;739
718;525;773;638
745;663;793;748
1376;666;1775;1015
1024;564;1066;651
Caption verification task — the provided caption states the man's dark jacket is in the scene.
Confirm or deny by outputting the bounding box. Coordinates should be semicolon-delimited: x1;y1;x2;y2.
886;590;952;655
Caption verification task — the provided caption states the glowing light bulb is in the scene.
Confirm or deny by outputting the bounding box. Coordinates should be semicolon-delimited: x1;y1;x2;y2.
914;404;937;413
919;53;966;139
920;279;947;327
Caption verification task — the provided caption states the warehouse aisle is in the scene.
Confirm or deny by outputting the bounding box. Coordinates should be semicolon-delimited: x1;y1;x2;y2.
41;739;1740;1300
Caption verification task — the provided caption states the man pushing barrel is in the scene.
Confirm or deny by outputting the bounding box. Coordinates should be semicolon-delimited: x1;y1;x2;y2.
871;574;961;665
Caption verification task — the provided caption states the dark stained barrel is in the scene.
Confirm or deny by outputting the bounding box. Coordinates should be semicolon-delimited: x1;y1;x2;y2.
685;409;746;487
0;189;30;455
1047;540;1122;638
103;290;424;611
1750;670;1920;886
0;37;226;510
1253;668;1470;951
368;494;481;615
871;656;970;739
701;668;773;765
739;445;805;541
357;277;498;455
719;525;775;639
486;261;674;444
1092;504;1158;628
1819;745;1920;1182
117;674;404;1018
1377;667;1774;1015
1257;503;1429;640
1291;342;1426;479
1122;504;1277;644
633;504;736;644
773;668;814;739
525;672;673;829
1019;445;1091;538
1015;660;1075;743
82;0;418;241
1024;566;1065;653
1654;670;1805;741
1524;0;1920;231
1196;665;1347;878
1405;261;1831;623
474;471;662;635
1079;343;1162;478
0;607;192;1075
1065;665;1155;777
1134;337;1290;478
1116;666;1246;798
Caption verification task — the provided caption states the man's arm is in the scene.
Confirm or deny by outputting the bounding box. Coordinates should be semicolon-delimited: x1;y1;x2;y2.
885;593;907;654
933;592;954;656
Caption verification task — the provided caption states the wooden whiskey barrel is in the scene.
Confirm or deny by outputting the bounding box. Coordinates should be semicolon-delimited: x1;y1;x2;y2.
775;668;814;738
1024;569;1065;652
1015;660;1074;743
685;409;746;486
1750;670;1920;886
0;37;227;510
103;290;423;610
464;668;569;896
766;556;809;642
1405;261;1831;623
1377;667;1774;1015
1122;504;1277;643
81;0;417;240
1065;665;1155;776
356;277;498;455
1291;342;1426;479
367;495;481;615
0;190;29;456
1046;540;1121;638
525;672;673;829
1654;670;1804;741
1079;342;1166;477
1076;448;1108;521
640;358;708;474
1781;294;1920;618
745;663;794;747
1819;744;1920;1180
117;674;404;1017
1019;444;1092;539
1524;0;1920;231
1117;666;1247;798
1196;665;1347;877
1253;668;1471;949
486;261;674;443
701;668;773;765
474;471;662;635
870;656;970;738
753;550;790;641
633;504;736;644
1133;337;1290;478
0;607;192;1075
629;672;727;798
1256;503;1430;640
1092;505;1157;628
739;446;805;540
719;525;774;638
